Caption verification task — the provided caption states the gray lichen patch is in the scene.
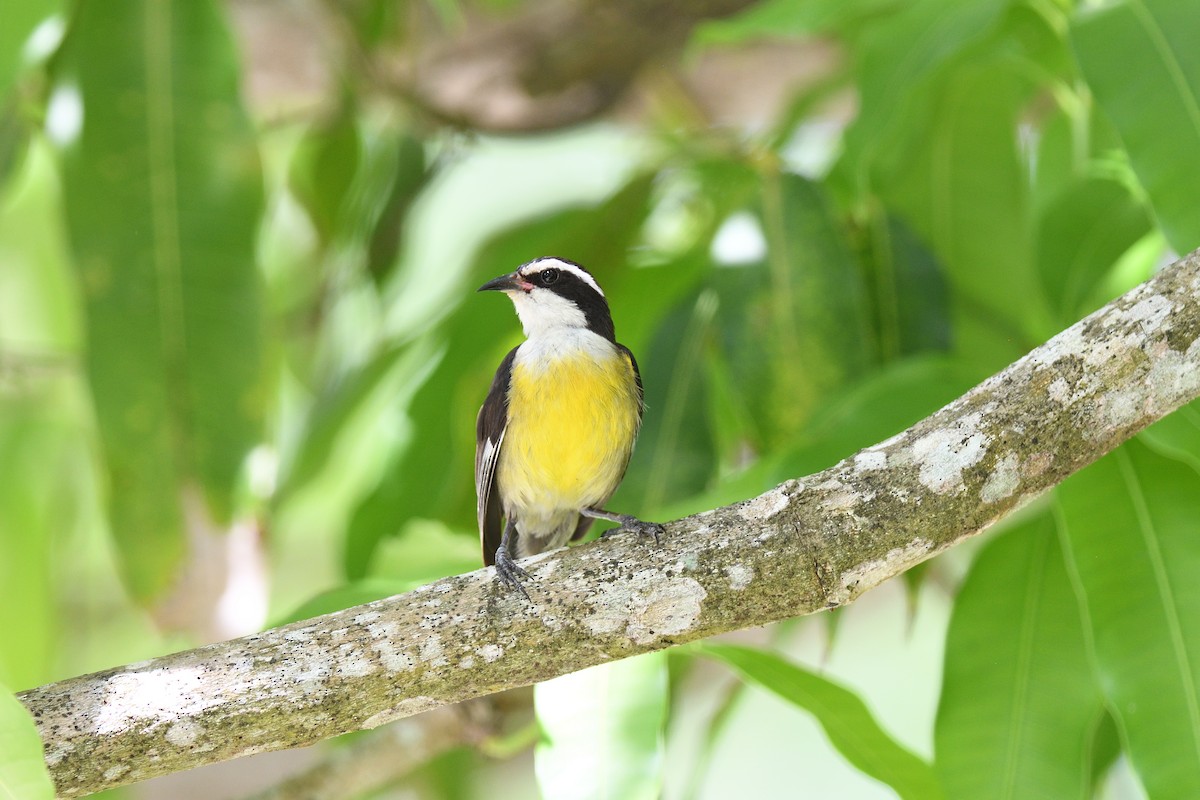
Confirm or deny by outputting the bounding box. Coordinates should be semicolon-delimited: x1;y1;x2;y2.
95;667;223;735
737;479;802;521
44;740;75;767
829;538;935;606
981;453;1020;503
352;611;382;626
854;451;887;471
477;644;504;663
335;643;378;678
101;764;129;783
1145;338;1200;410
419;635;448;668
1083;332;1200;439
909;412;990;494
1124;294;1173;330
725;564;753;590
1048;377;1072;405
372;640;417;673
164;720;203;748
583;570;707;644
362;696;439;730
816;478;867;513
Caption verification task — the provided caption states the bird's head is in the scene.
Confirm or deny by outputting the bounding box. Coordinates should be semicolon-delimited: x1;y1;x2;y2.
478;257;615;341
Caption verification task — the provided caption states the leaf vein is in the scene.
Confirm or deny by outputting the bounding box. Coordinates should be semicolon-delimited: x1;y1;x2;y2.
1128;0;1200;148
1000;533;1049;798
1117;449;1200;762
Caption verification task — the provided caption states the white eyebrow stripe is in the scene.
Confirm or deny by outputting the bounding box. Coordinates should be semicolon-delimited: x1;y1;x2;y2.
522;257;604;297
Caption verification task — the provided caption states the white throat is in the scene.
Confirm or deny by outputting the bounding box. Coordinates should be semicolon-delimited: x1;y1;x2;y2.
509;288;588;339
514;325;616;372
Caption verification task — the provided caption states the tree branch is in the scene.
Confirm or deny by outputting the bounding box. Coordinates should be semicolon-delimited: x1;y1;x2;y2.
356;0;759;132
21;250;1200;797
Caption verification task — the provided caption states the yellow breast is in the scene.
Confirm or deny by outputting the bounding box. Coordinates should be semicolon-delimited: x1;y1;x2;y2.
499;343;641;527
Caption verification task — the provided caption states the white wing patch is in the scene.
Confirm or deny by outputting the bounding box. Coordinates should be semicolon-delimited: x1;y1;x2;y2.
475;429;505;536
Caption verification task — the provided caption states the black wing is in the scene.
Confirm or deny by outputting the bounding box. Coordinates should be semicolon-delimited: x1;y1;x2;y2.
618;342;645;426
476;346;518;566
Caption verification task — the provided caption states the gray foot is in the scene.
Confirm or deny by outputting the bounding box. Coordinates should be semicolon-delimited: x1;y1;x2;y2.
494;546;531;600
598;514;664;545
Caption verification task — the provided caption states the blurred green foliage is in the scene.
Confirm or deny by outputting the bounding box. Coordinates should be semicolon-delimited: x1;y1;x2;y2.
0;679;54;799
1;0;1199;797
698;643;943;800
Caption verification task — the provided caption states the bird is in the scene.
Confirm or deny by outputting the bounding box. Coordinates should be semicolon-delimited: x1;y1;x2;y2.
475;257;662;596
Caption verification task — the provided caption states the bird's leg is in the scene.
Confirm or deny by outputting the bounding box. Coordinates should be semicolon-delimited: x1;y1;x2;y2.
581;507;664;544
494;518;531;600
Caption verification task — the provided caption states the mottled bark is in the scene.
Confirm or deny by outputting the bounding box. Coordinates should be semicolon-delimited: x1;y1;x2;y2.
21;250;1200;797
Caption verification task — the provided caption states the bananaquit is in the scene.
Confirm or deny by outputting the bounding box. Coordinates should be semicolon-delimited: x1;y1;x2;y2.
476;257;663;594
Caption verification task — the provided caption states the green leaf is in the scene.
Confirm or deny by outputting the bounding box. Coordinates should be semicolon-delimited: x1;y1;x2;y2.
618;288;718;515
1056;441;1200;798
0;0;57;102
339;0;401;49
0;414;61;690
1139;398;1200;477
877;59;1042;340
1002;0;1075;85
0;104;29;189
0;0;57;185
841;0;1010;186
57;0;265;601
1071;0;1200;253
367;519;481;583
423;749;476;800
0;684;54;800
1031;108;1081;217
700;258;772;456
366;131;428;285
693;0;903;47
275;340;440;505
758;173;873;440
535;652;667;800
864;213;952;361
288;101;361;246
275;521;480;626
935;515;1107;799
1089;712;1123;790
1036;176;1152;324
426;0;465;29
697;643;943;800
702;327;761;480
0;140;77;690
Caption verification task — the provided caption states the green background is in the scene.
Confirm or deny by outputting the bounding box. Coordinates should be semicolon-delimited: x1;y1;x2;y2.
2;0;1199;797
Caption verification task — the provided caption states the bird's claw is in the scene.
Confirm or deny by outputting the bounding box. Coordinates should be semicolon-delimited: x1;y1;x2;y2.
494;547;532;600
601;518;664;545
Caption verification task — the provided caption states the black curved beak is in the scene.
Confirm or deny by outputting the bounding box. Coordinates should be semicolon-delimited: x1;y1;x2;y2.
478;271;524;293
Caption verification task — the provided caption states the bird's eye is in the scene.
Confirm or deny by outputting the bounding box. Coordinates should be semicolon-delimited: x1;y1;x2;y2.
540;268;560;285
